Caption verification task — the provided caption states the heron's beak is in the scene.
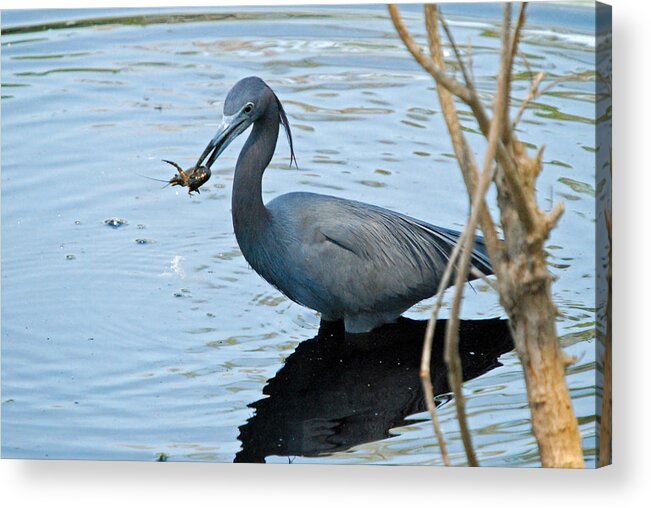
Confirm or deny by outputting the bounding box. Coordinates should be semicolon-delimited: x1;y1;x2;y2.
196;114;247;169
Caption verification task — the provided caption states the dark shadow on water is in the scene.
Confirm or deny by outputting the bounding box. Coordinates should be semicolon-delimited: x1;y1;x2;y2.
234;317;513;463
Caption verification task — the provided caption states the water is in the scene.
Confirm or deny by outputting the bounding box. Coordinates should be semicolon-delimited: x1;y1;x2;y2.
1;4;603;466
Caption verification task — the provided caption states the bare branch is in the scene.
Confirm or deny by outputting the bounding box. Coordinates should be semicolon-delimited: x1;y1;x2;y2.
518;49;535;85
538;73;590;96
442;3;518;467
470;266;499;292
439;11;475;93
467;38;476;84
389;4;537;233
513;71;545;128
419;3;485;466
422;5;502;258
510;3;529;73
425;3;485;467
514;70;596;129
420;222;469;463
388;5;474;104
500;3;515;144
546;201;565;232
392;0;586;469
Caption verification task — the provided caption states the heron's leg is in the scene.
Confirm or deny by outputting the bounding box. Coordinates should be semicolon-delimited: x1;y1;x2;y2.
345;311;404;334
317;316;345;335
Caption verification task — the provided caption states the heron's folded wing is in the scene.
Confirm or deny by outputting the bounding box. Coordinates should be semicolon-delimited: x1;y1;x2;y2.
316;202;492;277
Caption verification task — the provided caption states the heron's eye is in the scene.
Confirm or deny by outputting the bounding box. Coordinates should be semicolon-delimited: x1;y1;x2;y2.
243;102;254;114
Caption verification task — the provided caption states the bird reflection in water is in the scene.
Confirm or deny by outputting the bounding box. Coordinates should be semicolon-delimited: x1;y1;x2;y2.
234;317;513;463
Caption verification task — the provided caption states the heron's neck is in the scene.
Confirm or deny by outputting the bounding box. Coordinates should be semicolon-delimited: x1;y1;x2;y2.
232;103;280;250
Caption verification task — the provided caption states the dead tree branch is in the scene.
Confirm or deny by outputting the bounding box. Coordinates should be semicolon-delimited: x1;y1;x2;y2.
389;4;536;233
389;1;586;468
513;71;545;128
438;12;475;93
441;3;515;468
388;4;474;104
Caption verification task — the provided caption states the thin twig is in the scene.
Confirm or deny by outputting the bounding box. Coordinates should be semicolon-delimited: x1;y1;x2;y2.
424;3;482;467
500;3;515;144
388;5;474;104
420;221;470;457
389;4;536;233
467;38;475;84
507;4;528;107
421;5;502;258
392;1;586;469
439;11;475;93
442;3;517;467
537;72;593;96
442;162;498;467
518;49;535;83
509;3;529;73
470;265;499;292
513;69;594;128
513;71;544;128
418;3;487;467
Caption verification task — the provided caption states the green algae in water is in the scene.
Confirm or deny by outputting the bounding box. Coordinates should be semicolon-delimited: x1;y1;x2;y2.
558;177;595;197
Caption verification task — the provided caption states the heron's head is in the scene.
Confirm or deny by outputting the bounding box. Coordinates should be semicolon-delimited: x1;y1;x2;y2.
196;76;296;169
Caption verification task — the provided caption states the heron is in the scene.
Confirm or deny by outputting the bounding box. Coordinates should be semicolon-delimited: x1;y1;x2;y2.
196;76;492;333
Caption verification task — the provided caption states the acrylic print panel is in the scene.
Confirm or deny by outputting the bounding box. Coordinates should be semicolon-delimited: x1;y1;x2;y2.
1;2;611;467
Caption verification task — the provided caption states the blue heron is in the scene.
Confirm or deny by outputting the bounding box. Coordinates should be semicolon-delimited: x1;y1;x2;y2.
196;76;492;333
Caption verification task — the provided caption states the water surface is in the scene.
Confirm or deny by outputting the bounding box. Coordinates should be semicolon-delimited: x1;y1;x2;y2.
1;4;602;466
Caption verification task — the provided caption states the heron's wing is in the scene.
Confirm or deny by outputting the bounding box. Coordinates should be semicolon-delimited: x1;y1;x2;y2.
316;200;492;277
404;218;493;276
299;198;492;316
265;192;493;322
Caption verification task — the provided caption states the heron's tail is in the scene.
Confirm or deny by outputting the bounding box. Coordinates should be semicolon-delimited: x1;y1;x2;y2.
426;225;494;278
